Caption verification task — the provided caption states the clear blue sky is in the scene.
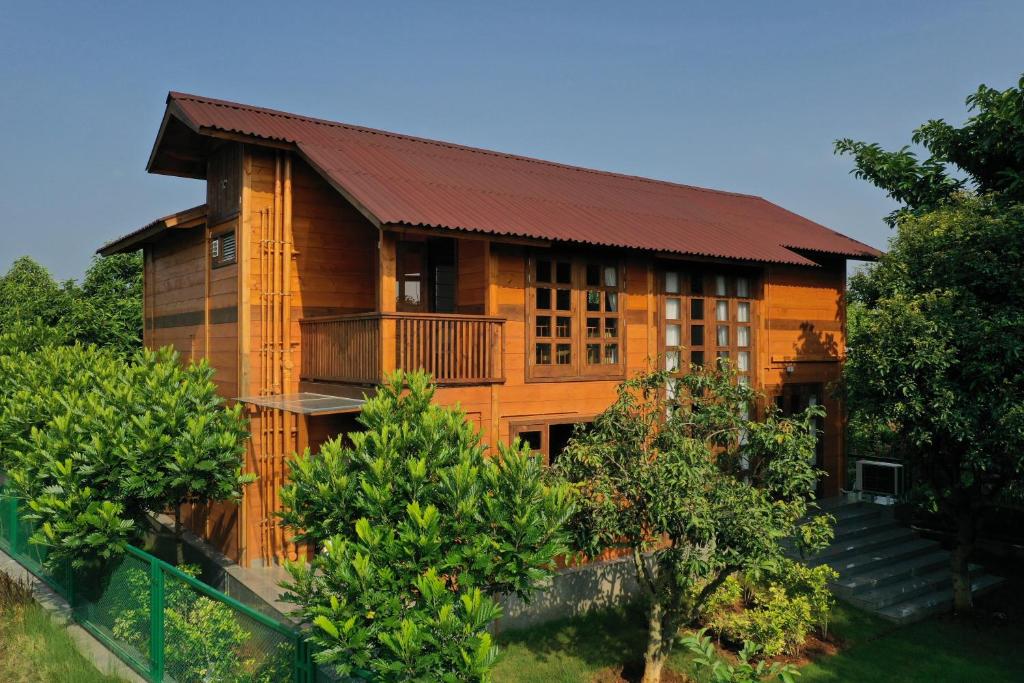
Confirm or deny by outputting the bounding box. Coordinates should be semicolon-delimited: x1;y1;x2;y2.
2;1;1022;280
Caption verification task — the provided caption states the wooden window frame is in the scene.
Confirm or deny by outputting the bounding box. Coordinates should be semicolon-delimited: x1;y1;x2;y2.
526;254;626;382
658;267;758;385
510;415;597;466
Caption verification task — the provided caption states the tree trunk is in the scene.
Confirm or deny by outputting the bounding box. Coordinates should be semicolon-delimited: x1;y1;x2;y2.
951;507;975;613
174;504;185;566
641;601;666;683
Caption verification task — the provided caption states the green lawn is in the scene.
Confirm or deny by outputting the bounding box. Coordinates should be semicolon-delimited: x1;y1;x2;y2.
494;584;1024;683
0;574;125;683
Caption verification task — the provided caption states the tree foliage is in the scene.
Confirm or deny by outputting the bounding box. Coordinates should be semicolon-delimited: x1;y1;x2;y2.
844;195;1024;609
0;344;251;568
0;253;142;355
278;371;574;682
835;73;1024;225
555;367;829;683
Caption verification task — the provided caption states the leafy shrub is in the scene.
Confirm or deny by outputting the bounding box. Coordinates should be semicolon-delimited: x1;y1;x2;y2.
112;565;289;682
279;370;574;682
681;628;798;683
0;344;251;568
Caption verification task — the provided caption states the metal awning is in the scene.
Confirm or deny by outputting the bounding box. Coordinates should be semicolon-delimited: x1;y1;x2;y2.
235;392;365;415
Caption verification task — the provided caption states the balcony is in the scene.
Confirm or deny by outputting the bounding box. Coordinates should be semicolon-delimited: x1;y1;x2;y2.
300;312;506;386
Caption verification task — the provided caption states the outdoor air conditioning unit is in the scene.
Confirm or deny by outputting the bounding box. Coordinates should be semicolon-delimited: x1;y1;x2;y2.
853;459;904;502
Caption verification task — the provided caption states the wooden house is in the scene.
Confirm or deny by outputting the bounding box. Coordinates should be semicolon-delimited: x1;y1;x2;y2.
100;93;880;567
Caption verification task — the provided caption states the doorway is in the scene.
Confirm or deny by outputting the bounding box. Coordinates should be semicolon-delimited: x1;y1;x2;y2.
776;383;825;496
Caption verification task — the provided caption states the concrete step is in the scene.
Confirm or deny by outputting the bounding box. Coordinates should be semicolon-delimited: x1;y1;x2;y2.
811;526;919;565
877;574;1005;624
848;568;954;610
824;537;940;577
832;518;902;544
833;551;951;596
814;503;885;526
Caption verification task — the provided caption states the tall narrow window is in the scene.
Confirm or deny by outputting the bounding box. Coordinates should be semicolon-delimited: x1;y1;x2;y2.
396;241;426;312
583;261;622;374
531;256;574;376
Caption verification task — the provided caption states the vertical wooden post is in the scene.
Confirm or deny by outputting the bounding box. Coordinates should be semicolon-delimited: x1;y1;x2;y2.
379;232;397;380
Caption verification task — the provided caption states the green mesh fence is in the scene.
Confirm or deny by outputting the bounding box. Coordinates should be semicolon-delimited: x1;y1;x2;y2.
0;484;341;682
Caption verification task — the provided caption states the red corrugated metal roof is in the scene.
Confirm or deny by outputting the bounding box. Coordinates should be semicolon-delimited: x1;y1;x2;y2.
163;92;881;266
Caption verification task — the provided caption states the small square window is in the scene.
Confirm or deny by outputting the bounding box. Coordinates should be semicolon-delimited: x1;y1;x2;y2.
666;324;681;347
556;316;572;337
556;289;572;310
690;299;704;320
604;344;619;364
665;272;680;294
691;350;704;366
737;351;750;372
605;292;618;312
536;315;551;337
556;261;572;284
715;275;728;296
717;325;729;346
716;300;729;321
586;264;600;286
519;430;543;451
604;318;618;338
587;317;600;338
536;288;551;309
737;302;750;322
665;351;680;372
665;298;681;320
556;344;572;364
691;274;704;294
536;260;552;283
587;291;601;311
587;344;601;364
737;326;750;347
603;266;618;287
535;343;551;365
736;277;750;298
691;324;704;346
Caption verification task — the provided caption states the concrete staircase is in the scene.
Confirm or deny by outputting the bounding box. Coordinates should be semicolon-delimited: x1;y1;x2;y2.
804;499;1004;624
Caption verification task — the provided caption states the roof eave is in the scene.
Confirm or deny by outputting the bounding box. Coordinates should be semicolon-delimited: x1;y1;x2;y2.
97;204;207;256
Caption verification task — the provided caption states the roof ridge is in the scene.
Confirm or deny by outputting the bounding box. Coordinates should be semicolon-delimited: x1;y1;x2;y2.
168;91;764;201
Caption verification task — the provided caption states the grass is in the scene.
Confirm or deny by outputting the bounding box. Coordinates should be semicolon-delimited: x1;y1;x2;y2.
494;582;1024;683
0;573;125;683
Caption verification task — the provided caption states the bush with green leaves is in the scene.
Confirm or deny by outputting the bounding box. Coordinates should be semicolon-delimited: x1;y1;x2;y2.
112;564;289;682
278;370;574;682
556;366;832;683
681;628;799;683
0;344;251;568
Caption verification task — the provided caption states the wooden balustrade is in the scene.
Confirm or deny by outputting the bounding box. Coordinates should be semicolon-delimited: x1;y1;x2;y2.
300;312;505;385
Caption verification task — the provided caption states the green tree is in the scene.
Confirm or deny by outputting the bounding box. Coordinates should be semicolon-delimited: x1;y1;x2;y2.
835;73;1024;226
835;73;1024;611
278;371;573;682
555;367;829;683
69;253;143;355
0;345;252;568
844;196;1024;611
0;257;73;341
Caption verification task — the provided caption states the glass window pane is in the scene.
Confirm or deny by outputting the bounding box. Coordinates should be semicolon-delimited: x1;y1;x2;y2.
717;325;729;346
716;300;729;321
586;263;600;286
691;350;704;366
691;273;704;294
736;277;750;298
604;344;619;364
556;344;572;364
586;290;601;311
537;287;551;309
401;280;421;306
691;324;704;346
665;350;680;372
556;261;572;284
690;298;704;320
519;430;543;450
665;324;681;346
556;316;572;337
604;318;618;338
665;298;681;320
665;271;680;294
605;292;618;312
737;351;750;372
717;350;730;360
536;315;551;337
603;266;618;287
556;288;572;310
587;317;600;338
715;275;728;296
535;343;551;365
737;326;750;347
536;260;552;283
587;344;601;364
737;302;750;322
738;375;750;386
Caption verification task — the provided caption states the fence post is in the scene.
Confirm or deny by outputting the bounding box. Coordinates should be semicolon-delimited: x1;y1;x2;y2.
150;557;165;682
8;496;18;553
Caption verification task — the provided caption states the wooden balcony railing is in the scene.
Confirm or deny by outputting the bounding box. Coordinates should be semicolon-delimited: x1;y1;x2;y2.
300;312;505;386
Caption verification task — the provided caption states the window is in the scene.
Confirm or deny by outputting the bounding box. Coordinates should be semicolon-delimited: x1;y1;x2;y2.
660;269;756;385
528;255;624;380
396;238;457;313
211;231;237;268
512;419;593;466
